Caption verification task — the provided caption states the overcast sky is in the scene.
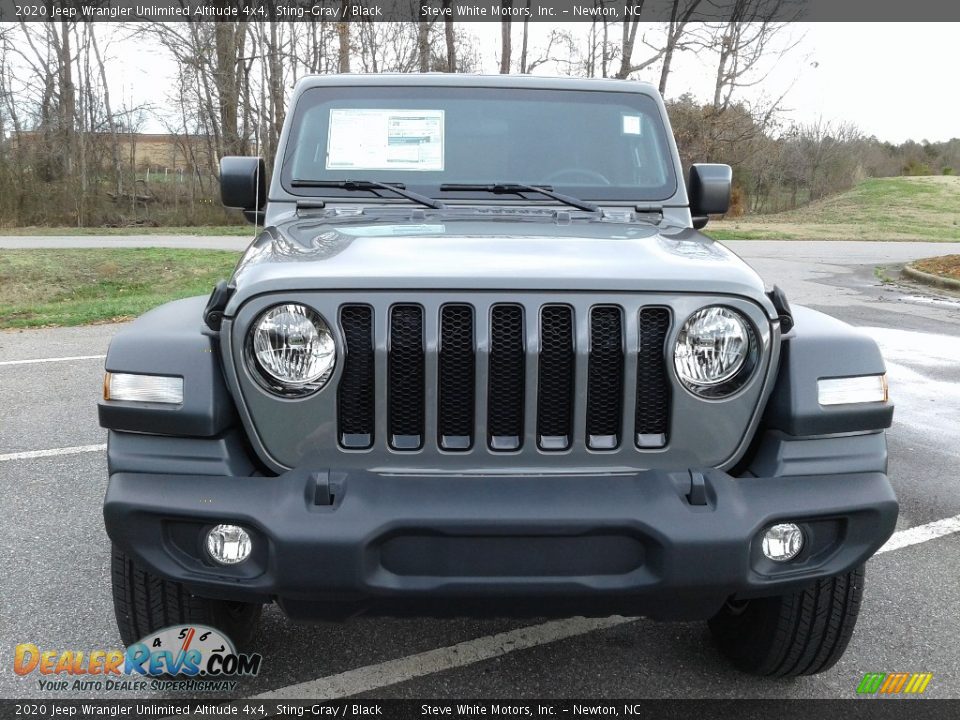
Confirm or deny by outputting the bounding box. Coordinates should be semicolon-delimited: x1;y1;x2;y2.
103;22;958;143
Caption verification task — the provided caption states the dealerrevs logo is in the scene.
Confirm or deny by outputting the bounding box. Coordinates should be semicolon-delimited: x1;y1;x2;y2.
14;625;262;692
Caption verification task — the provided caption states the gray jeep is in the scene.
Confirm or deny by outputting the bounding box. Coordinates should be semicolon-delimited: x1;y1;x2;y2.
100;74;897;677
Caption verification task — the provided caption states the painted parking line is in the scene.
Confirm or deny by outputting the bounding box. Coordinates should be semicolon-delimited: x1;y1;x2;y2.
0;354;105;367
253;512;960;701
876;513;960;554
0;444;107;462
251;616;635;701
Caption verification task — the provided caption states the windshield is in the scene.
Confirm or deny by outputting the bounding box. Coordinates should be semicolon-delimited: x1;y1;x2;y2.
280;85;678;203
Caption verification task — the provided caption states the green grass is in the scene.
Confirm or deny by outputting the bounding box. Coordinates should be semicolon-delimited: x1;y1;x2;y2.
707;176;960;242
0;225;247;237
0;249;241;329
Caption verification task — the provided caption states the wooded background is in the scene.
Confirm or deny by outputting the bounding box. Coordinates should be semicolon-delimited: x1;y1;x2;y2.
1;4;958;227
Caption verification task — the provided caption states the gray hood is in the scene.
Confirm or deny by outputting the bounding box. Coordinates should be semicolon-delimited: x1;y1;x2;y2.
225;215;773;318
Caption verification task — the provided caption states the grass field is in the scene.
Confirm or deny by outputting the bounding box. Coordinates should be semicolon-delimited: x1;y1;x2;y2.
0;249;241;329
0;225;246;237
707;176;960;242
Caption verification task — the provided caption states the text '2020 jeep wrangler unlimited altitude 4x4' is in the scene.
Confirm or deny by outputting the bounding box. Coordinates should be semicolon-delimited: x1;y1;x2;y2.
100;74;897;677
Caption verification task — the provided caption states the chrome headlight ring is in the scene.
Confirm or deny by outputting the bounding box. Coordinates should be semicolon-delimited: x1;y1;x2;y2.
244;303;336;397
673;305;759;399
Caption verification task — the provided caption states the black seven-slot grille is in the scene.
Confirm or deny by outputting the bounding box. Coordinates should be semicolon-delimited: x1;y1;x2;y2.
337;303;671;452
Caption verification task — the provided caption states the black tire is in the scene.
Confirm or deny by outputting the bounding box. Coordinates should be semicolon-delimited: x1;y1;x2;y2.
708;566;865;677
111;544;262;649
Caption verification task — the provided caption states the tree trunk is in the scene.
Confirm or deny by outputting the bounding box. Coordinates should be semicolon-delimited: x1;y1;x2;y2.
337;4;351;73
519;0;530;72
616;17;639;80
57;20;75;177
89;25;121;196
214;22;245;156
499;2;512;73
443;2;456;72
418;18;430;72
268;21;285;164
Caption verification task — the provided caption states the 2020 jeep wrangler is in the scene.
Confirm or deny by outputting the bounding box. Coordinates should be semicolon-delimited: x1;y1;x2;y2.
100;74;897;677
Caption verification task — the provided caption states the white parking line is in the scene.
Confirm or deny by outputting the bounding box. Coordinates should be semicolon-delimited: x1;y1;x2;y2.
0;444;107;462
251;616;634;701
876;513;960;554
0;354;105;366
252;512;960;701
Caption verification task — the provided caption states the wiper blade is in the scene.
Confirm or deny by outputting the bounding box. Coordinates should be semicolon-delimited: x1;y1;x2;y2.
291;179;445;210
439;183;600;214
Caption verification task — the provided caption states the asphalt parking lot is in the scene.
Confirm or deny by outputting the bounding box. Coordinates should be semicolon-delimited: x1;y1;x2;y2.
1;239;958;701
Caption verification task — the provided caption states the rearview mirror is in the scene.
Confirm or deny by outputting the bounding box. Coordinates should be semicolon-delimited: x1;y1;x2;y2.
688;163;732;229
220;156;266;224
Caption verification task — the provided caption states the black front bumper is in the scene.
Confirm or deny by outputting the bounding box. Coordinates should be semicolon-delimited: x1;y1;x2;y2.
103;466;897;621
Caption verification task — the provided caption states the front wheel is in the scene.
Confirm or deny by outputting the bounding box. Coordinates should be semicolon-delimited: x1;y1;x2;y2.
708;566;865;677
111;544;262;649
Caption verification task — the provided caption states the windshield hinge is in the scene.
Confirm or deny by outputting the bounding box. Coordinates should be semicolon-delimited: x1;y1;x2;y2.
296;199;326;214
634;203;664;214
768;285;795;334
203;280;234;332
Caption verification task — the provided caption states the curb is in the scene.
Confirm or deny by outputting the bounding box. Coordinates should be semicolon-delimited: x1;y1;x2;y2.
901;264;960;291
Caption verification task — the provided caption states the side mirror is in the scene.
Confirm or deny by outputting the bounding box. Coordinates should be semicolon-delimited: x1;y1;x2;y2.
688;163;732;229
220;156;266;224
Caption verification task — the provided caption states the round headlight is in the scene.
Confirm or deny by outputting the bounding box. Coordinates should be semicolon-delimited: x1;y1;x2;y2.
247;304;335;396
674;306;757;397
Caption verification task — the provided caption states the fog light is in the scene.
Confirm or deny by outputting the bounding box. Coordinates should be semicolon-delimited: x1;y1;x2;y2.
761;523;804;562
206;524;252;565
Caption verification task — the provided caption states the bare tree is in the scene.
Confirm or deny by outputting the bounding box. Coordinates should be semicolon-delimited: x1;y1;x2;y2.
705;0;799;111
443;1;457;72
417;17;430;72
614;3;665;79
500;1;512;73
337;3;351;72
658;0;703;95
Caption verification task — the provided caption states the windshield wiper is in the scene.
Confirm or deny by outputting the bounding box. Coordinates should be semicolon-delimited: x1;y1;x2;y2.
439;183;600;214
290;179;446;210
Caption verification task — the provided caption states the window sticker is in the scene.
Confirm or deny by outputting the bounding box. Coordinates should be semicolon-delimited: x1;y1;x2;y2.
326;109;444;171
622;114;642;136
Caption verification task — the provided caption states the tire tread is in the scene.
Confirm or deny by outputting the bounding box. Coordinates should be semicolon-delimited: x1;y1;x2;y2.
708;566;865;677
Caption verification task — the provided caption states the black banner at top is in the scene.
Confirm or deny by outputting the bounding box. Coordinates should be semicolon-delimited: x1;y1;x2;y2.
2;0;959;22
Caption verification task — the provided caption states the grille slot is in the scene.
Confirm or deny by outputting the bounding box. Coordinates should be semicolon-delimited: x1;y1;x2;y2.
537;305;575;450
337;305;375;449
388;305;425;450
636;308;671;448
586;306;624;450
487;304;525;450
438;305;475;450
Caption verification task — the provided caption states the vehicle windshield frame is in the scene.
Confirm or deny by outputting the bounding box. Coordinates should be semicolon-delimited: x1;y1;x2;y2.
278;85;679;204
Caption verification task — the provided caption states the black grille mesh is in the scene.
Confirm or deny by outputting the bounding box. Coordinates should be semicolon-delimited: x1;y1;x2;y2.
335;301;671;454
537;306;574;449
487;305;525;448
388;305;424;448
337;305;375;448
635;308;671;446
438;305;475;449
586;306;624;448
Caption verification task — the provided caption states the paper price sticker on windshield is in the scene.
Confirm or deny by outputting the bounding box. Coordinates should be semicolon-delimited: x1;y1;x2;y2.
327;109;444;172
